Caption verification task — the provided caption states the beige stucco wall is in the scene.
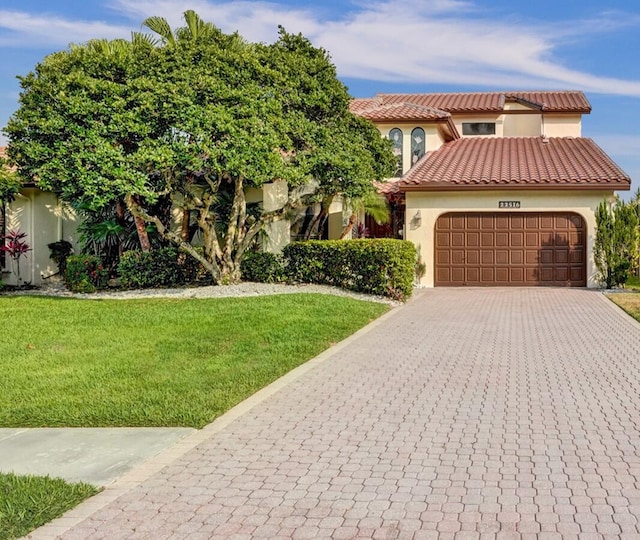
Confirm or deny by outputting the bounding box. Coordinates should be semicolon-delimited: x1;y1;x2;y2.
542;114;582;137
2;188;79;286
404;189;616;288
502;113;542;137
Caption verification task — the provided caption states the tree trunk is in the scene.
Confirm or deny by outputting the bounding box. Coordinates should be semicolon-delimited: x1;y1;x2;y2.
180;206;190;241
339;212;358;240
132;196;151;252
115;198;126;257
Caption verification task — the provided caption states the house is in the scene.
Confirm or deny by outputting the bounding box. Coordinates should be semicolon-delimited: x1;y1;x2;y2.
350;91;631;287
0;146;79;286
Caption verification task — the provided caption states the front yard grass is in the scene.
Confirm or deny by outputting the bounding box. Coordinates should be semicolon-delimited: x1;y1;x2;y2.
608;291;640;323
0;293;388;428
0;473;98;540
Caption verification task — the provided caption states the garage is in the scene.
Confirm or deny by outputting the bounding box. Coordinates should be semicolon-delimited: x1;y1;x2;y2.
434;212;586;287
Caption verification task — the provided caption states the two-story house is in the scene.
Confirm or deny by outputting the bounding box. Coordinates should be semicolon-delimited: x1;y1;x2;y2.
351;91;631;288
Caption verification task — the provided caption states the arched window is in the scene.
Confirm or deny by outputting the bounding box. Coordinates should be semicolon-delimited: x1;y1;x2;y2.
411;127;425;165
389;128;403;177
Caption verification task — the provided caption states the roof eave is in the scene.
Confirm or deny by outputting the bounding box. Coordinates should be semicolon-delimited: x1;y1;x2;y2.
398;181;631;193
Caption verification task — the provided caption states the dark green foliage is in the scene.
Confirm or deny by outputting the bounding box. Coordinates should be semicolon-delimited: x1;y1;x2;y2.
283;239;416;300
5;12;395;284
64;255;108;293
0;473;98;540
594;197;640;289
118;247;183;289
118;247;213;289
241;251;286;283
47;240;73;274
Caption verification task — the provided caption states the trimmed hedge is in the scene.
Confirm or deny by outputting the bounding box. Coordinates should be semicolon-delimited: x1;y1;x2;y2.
118;247;213;289
283;239;416;300
241;251;286;284
64;255;108;293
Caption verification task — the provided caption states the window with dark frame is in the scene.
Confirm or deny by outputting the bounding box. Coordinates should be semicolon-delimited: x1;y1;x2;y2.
411;127;425;165
389;128;403;177
462;122;496;135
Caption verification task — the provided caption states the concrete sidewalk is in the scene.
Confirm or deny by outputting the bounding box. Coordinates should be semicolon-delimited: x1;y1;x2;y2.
0;427;195;486
25;288;640;538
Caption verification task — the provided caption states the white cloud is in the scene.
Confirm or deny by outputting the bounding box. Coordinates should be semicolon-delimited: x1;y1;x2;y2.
3;1;640;98
0;10;130;47
109;0;640;98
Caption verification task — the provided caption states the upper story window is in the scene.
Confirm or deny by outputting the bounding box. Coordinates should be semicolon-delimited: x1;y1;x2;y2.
462;122;496;136
389;128;403;177
411;128;425;165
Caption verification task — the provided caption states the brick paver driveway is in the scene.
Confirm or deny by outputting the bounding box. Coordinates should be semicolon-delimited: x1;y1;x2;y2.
37;288;640;539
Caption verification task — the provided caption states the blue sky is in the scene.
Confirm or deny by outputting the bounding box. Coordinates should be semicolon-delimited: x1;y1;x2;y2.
1;0;639;193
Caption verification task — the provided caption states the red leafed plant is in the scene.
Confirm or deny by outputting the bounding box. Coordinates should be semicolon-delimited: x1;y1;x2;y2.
1;229;31;285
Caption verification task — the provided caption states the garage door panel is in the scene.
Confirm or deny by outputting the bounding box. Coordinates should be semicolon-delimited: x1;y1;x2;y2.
436;232;450;247
451;216;465;229
467;232;480;247
525;250;538;264
481;267;494;282
496;232;509;247
451;232;465;247
540;249;554;264
495;268;509;282
495;216;509;229
525;233;539;246
451;250;465;264
435;212;586;287
481;233;494;247
466;250;480;264
510;267;524;282
466;267;479;283
451;268;465;282
495;250;509;265
540;216;554;229
511;232;524;246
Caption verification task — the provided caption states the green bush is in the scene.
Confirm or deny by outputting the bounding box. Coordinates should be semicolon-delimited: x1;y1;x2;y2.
241;251;285;283
283;239;416;300
118;247;213;289
119;248;183;289
64;255;108;293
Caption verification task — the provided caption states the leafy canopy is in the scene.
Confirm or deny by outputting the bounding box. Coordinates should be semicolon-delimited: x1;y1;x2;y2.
4;11;395;283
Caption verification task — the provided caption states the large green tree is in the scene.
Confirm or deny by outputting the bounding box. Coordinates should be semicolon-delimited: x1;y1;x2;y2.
5;11;394;284
594;194;640;289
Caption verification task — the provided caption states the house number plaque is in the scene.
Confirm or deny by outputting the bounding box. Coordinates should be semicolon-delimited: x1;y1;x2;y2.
498;201;521;209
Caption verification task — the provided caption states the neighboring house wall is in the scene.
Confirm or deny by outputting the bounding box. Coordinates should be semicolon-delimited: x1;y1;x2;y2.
1;188;78;286
404;189;615;288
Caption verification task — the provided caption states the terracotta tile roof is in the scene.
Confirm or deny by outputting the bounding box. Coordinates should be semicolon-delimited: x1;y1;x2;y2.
399;137;630;191
353;91;591;115
374;180;401;195
351;101;451;122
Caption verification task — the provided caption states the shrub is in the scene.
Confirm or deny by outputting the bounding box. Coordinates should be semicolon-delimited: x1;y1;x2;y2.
283;239;416;300
64;255;108;293
241;251;285;283
119;247;182;289
47;240;73;275
118;247;213;289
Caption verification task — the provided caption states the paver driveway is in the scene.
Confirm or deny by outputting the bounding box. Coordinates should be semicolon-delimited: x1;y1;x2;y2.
32;288;640;539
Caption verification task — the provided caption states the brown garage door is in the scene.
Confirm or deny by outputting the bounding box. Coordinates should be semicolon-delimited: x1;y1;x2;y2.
435;212;586;287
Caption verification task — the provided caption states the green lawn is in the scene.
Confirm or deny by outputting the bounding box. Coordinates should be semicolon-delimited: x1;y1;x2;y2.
608;291;640;323
0;293;388;428
0;473;98;540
